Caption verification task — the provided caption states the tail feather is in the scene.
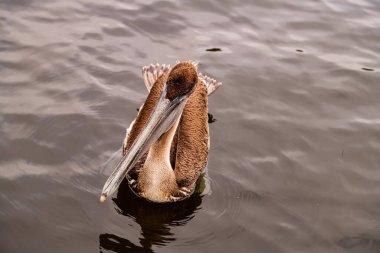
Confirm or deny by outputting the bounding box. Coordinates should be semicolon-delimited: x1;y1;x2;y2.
199;73;222;96
142;63;171;91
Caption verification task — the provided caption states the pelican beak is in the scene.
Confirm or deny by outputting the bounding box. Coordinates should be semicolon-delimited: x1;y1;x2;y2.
100;83;189;202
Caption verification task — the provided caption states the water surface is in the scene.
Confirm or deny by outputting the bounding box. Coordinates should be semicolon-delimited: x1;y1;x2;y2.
1;0;380;252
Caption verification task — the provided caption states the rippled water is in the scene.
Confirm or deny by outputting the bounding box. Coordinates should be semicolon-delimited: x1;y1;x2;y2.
1;0;380;252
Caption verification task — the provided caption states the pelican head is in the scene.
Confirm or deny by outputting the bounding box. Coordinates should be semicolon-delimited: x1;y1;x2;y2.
165;62;198;100
101;62;199;202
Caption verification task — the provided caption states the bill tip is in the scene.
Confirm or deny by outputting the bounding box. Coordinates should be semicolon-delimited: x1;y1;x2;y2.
100;194;107;203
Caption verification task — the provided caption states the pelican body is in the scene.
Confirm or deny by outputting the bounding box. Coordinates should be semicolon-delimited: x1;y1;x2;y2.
101;61;221;203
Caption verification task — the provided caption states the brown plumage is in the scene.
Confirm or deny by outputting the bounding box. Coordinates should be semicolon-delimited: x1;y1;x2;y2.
125;71;169;152
119;61;216;202
174;78;208;188
166;63;198;101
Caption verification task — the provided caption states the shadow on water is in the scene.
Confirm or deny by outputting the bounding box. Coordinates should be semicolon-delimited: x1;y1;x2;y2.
99;178;205;253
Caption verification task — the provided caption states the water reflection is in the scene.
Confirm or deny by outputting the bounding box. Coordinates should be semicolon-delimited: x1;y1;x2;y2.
337;234;380;250
99;177;204;252
99;233;154;253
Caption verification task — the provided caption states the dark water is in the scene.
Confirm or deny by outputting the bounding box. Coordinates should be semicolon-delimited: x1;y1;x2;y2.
1;0;380;252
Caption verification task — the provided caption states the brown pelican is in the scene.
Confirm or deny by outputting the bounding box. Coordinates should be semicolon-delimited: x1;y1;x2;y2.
100;61;221;203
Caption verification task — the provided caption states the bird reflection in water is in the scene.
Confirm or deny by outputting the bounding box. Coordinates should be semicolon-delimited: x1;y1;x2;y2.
99;173;208;253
